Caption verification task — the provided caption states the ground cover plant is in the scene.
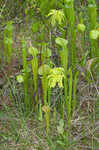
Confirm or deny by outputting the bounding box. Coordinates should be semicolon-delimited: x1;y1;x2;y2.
0;0;99;150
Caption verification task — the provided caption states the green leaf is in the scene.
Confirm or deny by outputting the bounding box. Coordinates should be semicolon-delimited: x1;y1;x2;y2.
47;67;65;88
38;64;51;75
89;30;99;40
32;22;40;32
55;37;68;47
46;48;52;57
57;140;65;146
77;24;86;32
65;0;72;4
21;67;31;73
28;46;39;56
16;75;24;83
48;9;65;26
4;38;13;44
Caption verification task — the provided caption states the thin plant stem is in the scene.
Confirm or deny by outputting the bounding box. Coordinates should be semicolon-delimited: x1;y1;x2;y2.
73;71;79;112
31;54;38;112
68;68;72;129
22;37;29;110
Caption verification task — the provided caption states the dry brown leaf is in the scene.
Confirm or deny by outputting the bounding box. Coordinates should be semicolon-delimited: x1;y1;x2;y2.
85;58;94;72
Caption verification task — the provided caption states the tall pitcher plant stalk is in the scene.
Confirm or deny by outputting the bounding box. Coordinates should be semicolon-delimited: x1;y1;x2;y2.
68;68;72;129
88;0;99;57
72;71;79;112
64;0;76;67
40;43;49;105
77;23;86;57
38;43;51;133
28;46;39;112
3;21;13;63
22;37;29;109
55;37;68;109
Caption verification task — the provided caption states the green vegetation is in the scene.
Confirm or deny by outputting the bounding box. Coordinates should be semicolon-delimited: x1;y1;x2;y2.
3;21;13;63
0;0;99;150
